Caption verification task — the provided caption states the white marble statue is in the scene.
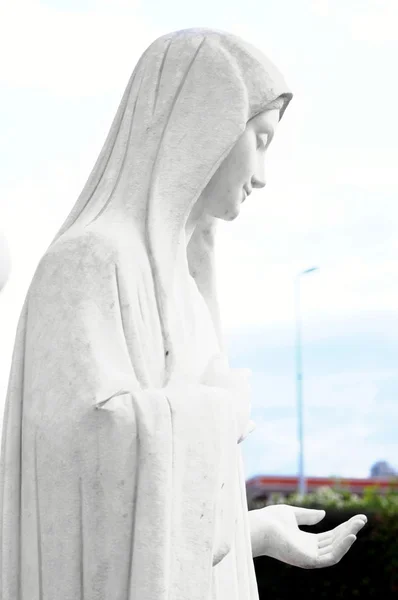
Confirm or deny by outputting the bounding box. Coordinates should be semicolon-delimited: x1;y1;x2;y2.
0;28;366;599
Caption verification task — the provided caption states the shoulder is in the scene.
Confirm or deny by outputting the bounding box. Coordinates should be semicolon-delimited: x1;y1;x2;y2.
49;229;117;269
30;229;119;300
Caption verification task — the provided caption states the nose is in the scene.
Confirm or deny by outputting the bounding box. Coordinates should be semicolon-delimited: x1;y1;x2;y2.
251;154;267;189
251;175;266;189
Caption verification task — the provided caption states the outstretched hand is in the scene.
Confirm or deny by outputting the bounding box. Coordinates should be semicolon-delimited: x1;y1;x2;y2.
249;504;367;568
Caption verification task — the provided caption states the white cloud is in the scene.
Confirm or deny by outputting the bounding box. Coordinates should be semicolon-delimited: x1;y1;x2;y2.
216;225;398;330
304;423;377;478
240;343;398;478
249;368;396;412
310;0;398;44
0;232;11;292
310;0;330;18
242;413;381;479
242;415;298;476
350;0;398;43
0;0;159;95
267;143;398;189
243;407;396;478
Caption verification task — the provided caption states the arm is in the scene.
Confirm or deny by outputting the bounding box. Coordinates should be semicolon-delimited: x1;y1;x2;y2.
248;506;297;560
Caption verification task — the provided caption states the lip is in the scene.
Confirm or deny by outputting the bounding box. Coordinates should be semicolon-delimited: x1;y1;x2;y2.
242;185;252;202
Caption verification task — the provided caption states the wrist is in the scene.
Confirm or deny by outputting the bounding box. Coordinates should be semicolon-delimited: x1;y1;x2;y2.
248;508;267;558
249;506;281;559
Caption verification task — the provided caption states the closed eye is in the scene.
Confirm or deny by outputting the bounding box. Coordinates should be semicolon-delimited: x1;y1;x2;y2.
256;133;269;150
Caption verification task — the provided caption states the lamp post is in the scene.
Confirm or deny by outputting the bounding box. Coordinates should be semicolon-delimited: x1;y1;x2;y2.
295;266;319;496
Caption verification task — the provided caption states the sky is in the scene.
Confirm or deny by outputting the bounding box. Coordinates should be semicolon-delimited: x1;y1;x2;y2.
0;0;397;480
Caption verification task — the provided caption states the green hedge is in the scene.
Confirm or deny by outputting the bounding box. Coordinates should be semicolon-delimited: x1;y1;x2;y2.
250;484;398;599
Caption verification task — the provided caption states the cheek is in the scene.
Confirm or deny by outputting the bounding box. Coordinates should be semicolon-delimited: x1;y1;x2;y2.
200;134;256;213
230;135;256;181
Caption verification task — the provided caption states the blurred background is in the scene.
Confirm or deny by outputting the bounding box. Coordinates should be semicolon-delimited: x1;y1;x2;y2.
1;0;397;516
2;0;397;480
1;1;397;596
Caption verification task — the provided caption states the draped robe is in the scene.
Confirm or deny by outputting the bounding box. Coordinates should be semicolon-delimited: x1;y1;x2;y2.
0;28;292;599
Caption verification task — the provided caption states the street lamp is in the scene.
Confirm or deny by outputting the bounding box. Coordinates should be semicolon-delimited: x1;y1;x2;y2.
295;266;319;496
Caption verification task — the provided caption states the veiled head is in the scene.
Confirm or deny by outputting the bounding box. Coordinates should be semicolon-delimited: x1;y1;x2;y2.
50;28;292;242
191;97;284;224
47;28;293;370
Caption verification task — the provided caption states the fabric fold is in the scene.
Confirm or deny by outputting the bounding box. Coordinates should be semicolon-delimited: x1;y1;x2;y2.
0;232;256;599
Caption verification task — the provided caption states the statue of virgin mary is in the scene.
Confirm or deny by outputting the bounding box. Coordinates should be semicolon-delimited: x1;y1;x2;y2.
0;28;366;600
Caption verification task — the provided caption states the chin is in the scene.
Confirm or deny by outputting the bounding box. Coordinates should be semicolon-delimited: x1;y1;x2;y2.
218;210;239;222
211;199;241;221
225;202;241;221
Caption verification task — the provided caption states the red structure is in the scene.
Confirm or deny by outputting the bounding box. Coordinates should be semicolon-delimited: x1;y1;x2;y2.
246;474;398;505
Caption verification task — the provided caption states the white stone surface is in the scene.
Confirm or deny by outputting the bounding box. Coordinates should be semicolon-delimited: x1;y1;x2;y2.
0;27;365;599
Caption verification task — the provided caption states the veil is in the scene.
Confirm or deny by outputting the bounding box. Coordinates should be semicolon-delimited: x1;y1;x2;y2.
46;27;292;384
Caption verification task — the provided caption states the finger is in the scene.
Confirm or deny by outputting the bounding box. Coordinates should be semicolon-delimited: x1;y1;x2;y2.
318;535;356;567
318;543;333;557
334;534;357;562
329;515;365;539
293;507;326;526
318;530;334;542
318;536;333;549
319;515;364;545
352;514;367;523
345;514;367;526
343;515;367;528
332;517;367;544
346;518;367;536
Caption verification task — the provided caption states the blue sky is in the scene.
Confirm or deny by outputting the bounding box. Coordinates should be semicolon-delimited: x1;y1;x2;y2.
1;0;397;479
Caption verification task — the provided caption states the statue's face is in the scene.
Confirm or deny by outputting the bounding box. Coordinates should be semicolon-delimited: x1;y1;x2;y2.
199;108;280;221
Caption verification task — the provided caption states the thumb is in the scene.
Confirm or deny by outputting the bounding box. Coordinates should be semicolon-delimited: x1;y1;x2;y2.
292;507;326;526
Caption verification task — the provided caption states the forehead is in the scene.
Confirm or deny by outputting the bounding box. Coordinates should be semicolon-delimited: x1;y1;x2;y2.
250;109;280;132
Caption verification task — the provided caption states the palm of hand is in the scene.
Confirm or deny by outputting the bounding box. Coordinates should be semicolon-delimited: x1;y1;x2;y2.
257;504;367;569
